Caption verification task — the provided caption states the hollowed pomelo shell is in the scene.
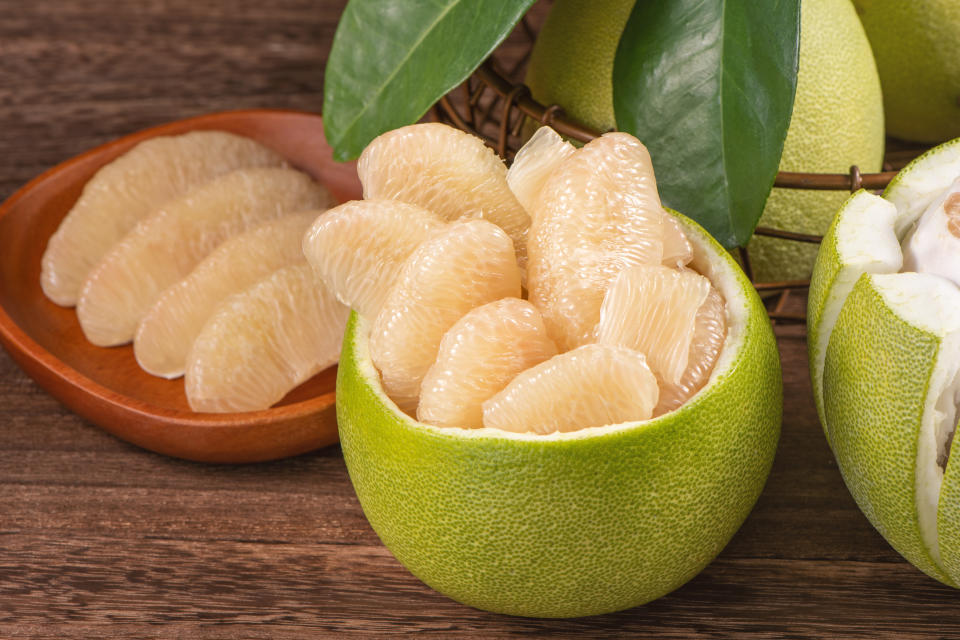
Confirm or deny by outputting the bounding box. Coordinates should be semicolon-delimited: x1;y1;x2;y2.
336;211;781;618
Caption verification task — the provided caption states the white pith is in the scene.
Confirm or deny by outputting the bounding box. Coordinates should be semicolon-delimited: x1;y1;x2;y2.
871;272;960;564
818;142;960;572
902;178;960;288
352;215;750;442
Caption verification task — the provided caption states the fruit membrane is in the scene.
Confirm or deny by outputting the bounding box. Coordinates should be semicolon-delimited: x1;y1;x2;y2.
809;136;960;586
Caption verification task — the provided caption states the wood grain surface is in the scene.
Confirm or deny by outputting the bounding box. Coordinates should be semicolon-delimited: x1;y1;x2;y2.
2;1;959;637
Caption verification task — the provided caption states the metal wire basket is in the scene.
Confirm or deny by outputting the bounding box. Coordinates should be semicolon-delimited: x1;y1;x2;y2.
430;18;930;325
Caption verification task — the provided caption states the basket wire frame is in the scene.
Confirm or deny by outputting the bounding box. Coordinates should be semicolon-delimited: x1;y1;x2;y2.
430;17;931;326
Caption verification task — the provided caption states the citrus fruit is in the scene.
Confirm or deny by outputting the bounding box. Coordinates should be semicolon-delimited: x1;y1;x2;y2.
337;207;781;617
76;167;332;347
748;0;885;282
134;212;318;379
357;123;530;268
525;0;884;284
418;298;557;429
369;219;522;414
41;131;285;306
596;263;726;416
852;0;960;143
185;263;348;413
527;132;667;351
302;199;444;319
808;136;960;585
901;179;960;285
482;343;658;435
505;125;575;217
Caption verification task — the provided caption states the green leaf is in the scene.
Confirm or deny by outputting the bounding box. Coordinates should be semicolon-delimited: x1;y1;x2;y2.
613;0;800;248
323;0;535;162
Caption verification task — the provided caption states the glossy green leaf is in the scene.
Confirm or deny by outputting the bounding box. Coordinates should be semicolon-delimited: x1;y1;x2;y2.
323;0;535;162
613;0;800;248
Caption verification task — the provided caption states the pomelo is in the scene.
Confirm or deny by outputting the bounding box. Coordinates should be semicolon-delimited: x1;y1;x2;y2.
808;137;960;584
852;0;960;143
525;0;885;283
336;210;781;617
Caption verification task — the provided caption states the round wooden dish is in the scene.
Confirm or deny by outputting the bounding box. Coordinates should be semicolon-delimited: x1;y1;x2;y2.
0;109;362;463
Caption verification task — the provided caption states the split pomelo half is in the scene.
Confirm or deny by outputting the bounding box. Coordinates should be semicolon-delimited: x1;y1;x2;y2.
808;137;960;585
336;211;781;618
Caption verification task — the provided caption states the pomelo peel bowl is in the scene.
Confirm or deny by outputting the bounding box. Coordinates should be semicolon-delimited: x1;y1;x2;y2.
809;137;960;585
324;124;782;618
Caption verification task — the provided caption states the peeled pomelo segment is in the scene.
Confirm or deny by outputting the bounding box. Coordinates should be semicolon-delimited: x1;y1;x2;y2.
807;190;902;436
506;126;575;217
883;137;960;238
661;214;694;269
417;298;557;429
654;286;727;416
596;264;711;387
823;271;960;585
134;212;317;379
76;167;332;347
902;178;960;287
185;263;348;413
302;199;444;319
527;132;666;350
40;131;286;307
370;219;522;414
482;343;658;435
357;123;529;267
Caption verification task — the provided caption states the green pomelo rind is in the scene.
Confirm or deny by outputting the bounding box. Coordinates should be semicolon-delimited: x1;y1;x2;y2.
938;443;960;584
823;272;955;586
806;190;901;444
336;212;782;618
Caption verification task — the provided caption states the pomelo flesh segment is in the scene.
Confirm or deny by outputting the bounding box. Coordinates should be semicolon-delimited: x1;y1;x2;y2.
527;132;667;350
357;123;530;268
902;178;960;288
506;126;575;217
482;343;658;435
41;131;286;307
661;214;694;269
185;263;348;413
417;298;557;429
596;264;711;388
302;199;444;319
370;219;522;414
134;212;318;379
76;167;333;347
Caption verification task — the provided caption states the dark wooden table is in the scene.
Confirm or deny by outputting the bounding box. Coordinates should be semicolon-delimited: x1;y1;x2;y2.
2;1;959;637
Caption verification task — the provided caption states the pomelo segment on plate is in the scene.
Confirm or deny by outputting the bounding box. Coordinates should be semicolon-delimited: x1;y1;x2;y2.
75;167;332;347
185;263;348;413
337;209;780;617
134;212;319;379
809;136;960;586
40;130;286;306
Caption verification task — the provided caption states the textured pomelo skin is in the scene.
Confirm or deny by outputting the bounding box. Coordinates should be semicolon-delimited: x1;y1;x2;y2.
852;0;960;143
336;212;781;618
747;0;885;283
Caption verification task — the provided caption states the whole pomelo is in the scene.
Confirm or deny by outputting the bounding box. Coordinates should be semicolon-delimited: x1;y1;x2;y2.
808;137;960;585
525;0;885;283
337;210;782;618
852;0;960;143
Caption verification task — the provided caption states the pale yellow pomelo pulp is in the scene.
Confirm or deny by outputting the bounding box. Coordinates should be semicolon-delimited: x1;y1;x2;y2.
41;131;286;306
852;0;960;143
369;219;522;414
76;167;332;347
185;263;348;413
302;199;444;320
808;136;960;585
134;212;319;379
357;123;529;269
337;209;781;617
418;297;557;430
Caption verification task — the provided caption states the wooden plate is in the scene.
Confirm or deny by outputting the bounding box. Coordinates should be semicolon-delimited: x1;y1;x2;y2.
0;109;362;463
